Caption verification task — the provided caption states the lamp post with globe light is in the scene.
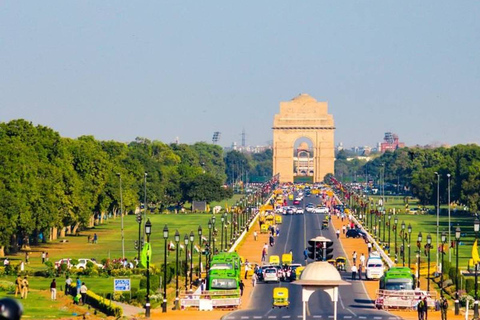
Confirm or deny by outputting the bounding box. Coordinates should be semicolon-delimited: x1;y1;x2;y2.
162;225;169;313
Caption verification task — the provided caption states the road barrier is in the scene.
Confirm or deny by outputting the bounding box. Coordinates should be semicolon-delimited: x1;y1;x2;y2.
375;289;437;310
179;290;241;310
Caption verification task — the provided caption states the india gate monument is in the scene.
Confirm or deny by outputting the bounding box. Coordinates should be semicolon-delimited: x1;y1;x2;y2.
272;94;335;183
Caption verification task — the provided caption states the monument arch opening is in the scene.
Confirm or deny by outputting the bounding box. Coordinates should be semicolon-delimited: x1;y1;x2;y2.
272;94;335;183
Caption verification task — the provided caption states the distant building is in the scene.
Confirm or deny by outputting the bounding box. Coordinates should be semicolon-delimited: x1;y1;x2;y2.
380;132;405;153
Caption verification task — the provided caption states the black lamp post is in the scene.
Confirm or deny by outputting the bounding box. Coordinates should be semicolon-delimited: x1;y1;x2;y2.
474;218;480;319
220;215;225;252
388;213;392;254
137;214;142;261
207;219;212;271
197;225;202;278
145;219;152;318
162;225;169;313
401;221;406;266
455;226;461;315
174;230;180;310
394;216;398;258
382;211;386;244
417;232;422;288
408;224;412;268
230;210;234;244
189;231;194;289
427;233;432;292
224;212;228;249
212;215;216;255
441;231;446;298
184;234;189;290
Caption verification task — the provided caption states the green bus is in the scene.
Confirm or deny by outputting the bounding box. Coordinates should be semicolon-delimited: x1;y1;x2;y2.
210;252;241;279
207;268;239;291
380;267;415;291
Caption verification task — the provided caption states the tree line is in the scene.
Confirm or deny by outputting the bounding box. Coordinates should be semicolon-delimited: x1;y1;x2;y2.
335;145;480;213
0;120;237;255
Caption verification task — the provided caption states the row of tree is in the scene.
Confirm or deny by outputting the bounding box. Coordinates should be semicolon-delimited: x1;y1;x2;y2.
335;145;480;213
0;120;236;255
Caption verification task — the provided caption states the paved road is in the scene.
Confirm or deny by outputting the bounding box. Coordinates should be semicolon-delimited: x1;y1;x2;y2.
223;195;399;320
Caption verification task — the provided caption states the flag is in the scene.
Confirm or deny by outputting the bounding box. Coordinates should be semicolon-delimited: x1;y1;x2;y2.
179;244;185;251
194;244;200;253
168;241;175;251
472;240;480;264
140;242;152;267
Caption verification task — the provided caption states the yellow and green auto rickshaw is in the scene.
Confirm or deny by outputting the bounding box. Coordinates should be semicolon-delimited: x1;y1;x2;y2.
282;253;293;266
335;257;347;271
272;287;289;308
275;215;283;224
322;220;329;230
261;224;269;234
269;255;280;266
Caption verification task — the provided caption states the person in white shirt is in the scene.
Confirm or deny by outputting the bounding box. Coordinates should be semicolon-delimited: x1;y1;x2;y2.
360;253;366;267
351;265;358;280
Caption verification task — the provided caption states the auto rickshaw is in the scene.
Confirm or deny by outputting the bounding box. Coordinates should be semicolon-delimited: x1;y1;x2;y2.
322;220;329;230
295;266;305;278
275;215;283;224
327;259;336;266
272;287;289;308
260;224;269;234
282;253;292;266
269;255;280;266
335;257;347;271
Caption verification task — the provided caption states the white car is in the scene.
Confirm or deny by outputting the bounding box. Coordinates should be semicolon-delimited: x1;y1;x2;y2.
263;267;280;282
314;206;329;214
295;207;304;214
75;258;103;270
305;205;315;213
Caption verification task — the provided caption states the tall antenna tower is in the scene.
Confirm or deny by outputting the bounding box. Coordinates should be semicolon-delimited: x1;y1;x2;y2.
212;132;221;144
241;128;246;147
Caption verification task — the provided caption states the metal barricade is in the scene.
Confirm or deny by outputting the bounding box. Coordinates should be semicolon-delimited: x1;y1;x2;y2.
179;290;241;310
375;289;437;310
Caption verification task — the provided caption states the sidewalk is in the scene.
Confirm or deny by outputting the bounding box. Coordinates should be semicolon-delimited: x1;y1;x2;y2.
331;214;466;320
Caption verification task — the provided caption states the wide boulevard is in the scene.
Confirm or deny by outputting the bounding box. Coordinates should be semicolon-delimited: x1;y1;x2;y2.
223;195;399;320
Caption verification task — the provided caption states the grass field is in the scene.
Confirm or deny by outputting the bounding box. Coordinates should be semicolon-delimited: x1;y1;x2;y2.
364;195;476;270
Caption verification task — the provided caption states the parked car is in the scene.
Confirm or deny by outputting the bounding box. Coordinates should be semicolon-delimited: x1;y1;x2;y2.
75;258;103;270
295;207;304;214
55;258;73;269
314;206;329;214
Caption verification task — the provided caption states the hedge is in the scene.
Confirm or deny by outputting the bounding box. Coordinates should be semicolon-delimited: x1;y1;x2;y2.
69;284;123;317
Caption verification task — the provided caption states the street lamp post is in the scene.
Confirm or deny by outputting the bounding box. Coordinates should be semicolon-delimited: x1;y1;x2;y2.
474;218;480;319
198;226;202;278
221;215;225;252
408;224;412;268
212;215;216;255
143;172;148;240
441;231;446;298
417;232;422;288
174;230;180;310
184;234;189;291
447;173;452;263
117;173;125;260
455;226;461;315
394;216;398;259
145;219;152;318
189;231;194;289
427;233;432;292
162;225;169;313
136;214;142;261
207;219;212;271
401;221;406;267
434;172;440;278
382;211;386;244
230;211;234;244
388;214;392;254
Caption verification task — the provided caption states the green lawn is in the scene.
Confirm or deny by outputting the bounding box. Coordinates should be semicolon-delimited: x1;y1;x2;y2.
363;195;476;270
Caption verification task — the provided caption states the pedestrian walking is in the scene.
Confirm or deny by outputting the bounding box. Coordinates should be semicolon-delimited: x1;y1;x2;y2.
253;231;257;241
239;280;245;296
269;234;274;246
352;251;357;265
360;253;366;267
244;261;250;279
342;225;346;234
417;298;425;320
21;277;29;299
76;277;81;295
50;279;57;300
423;296;428;320
304;248;308;260
45;252;49;261
367;242;372;254
15;275;22;297
41;252;46;264
351;265;357;280
263;243;269;254
80;282;88;305
25;252;29;264
440;297;448;320
358;264;363;280
252;273;257;287
93;233;98;244
65;275;72;295
336;229;340;239
276;227;280;237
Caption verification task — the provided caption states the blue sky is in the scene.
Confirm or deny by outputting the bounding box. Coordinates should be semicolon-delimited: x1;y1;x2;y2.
1;1;479;148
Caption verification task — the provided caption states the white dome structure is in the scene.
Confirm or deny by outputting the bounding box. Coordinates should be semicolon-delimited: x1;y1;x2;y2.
294;262;348;286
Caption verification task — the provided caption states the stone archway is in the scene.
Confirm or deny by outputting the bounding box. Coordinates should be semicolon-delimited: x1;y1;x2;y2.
272;94;335;183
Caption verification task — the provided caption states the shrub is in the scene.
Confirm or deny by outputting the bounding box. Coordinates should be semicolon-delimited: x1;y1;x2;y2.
110;269;133;277
443;260;451;276
460;294;474;307
44;261;54;269
135;289;156;305
139;274;160;292
69;283;123;317
0;267;4;276
71;259;79;266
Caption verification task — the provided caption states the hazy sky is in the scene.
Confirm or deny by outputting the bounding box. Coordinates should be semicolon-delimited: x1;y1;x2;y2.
1;2;479;148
